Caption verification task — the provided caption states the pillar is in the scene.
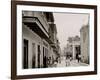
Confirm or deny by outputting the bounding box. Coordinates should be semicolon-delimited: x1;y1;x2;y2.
72;44;75;59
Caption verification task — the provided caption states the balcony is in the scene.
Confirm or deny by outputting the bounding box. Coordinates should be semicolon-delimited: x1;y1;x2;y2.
22;11;60;47
23;11;49;33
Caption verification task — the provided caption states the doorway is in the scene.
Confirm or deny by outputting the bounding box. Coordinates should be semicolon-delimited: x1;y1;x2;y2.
38;45;40;68
23;39;28;69
32;43;36;68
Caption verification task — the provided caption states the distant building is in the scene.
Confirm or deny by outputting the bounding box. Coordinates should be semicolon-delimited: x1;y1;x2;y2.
66;36;80;60
22;11;60;68
80;24;89;64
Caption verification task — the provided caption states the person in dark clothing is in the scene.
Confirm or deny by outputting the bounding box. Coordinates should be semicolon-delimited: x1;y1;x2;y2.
76;53;79;62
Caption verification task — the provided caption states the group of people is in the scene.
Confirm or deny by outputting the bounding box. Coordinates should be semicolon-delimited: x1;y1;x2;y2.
66;54;82;66
45;56;60;67
44;54;82;67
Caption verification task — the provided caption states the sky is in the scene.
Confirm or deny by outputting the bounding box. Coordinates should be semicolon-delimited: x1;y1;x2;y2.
53;12;89;51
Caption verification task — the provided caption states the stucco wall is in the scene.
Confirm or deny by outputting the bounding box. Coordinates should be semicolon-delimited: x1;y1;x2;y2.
22;23;43;68
80;25;89;63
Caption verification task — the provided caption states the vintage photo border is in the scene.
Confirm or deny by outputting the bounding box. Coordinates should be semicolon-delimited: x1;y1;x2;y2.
11;1;97;80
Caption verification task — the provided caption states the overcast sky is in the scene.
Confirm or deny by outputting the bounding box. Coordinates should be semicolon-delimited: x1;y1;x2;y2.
53;12;89;51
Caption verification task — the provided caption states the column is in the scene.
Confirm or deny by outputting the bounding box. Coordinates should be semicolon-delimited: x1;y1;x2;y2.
72;44;75;60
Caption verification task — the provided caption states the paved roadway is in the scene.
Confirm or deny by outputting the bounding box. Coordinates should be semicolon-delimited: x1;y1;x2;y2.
55;58;88;67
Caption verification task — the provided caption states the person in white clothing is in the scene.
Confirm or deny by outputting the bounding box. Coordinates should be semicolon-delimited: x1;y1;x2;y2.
78;54;81;63
66;57;70;66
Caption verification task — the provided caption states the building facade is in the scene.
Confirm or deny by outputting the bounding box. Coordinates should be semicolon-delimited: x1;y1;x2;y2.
80;24;89;64
22;11;60;69
65;36;80;60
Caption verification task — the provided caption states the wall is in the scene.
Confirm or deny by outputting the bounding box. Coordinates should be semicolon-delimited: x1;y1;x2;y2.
23;24;42;68
80;25;89;63
0;0;100;80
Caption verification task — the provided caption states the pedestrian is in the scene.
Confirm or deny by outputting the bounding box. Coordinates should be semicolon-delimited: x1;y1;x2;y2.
78;54;81;63
66;57;70;66
69;56;72;61
54;60;57;67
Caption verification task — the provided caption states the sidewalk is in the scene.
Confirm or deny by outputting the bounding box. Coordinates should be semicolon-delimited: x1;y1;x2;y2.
68;59;88;67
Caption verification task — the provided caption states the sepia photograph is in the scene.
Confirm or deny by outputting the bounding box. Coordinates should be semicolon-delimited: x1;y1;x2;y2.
22;11;89;69
11;1;97;79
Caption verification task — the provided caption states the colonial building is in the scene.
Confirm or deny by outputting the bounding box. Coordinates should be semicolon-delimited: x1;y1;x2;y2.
66;36;80;60
22;11;60;69
80;24;89;64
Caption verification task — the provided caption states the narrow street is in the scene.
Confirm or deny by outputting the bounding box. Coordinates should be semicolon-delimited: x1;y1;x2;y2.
52;57;88;67
69;59;88;67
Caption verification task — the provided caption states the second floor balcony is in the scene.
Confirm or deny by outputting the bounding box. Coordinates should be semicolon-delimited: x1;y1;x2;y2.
23;11;49;37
